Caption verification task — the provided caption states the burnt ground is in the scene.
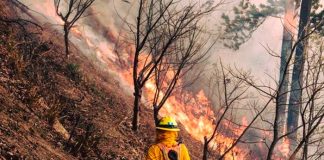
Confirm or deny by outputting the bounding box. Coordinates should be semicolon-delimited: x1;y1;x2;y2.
0;0;202;159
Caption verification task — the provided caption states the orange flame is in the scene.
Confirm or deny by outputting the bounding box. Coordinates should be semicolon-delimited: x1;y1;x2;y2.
278;137;290;158
276;127;291;158
34;1;292;158
70;17;249;160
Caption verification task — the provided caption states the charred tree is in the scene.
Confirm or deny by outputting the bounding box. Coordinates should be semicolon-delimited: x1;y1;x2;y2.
130;0;219;131
217;0;324;159
202;62;249;159
54;0;95;57
220;0;297;137
277;0;297;137
287;0;312;141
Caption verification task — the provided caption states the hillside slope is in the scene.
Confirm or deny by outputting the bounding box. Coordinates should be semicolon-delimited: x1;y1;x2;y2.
0;1;202;159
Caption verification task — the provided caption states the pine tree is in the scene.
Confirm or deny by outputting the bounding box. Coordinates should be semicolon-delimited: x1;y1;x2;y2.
287;0;313;141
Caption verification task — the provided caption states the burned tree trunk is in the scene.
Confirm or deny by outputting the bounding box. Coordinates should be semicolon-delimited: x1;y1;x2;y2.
287;0;312;141
153;106;159;125
277;0;296;136
203;136;209;160
132;84;142;131
54;0;95;57
64;24;69;57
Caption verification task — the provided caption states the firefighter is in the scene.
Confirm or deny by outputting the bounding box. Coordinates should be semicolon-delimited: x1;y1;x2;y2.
146;116;190;160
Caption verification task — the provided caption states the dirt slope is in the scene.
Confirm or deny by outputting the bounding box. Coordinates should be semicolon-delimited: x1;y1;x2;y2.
0;1;202;159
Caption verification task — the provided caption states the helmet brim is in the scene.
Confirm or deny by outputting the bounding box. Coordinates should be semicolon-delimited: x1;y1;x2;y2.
156;127;180;132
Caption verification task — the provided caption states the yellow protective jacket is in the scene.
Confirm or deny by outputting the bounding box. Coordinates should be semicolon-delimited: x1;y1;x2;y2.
146;143;190;160
146;131;190;160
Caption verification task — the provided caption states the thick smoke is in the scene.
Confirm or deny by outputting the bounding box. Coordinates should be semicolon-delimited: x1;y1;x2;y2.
18;0;291;158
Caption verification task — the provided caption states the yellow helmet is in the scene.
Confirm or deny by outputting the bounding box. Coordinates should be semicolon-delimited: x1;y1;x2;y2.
156;116;180;131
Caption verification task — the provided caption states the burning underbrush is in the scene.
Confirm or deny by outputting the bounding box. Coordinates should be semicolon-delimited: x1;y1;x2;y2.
0;2;152;159
62;10;291;160
0;0;296;159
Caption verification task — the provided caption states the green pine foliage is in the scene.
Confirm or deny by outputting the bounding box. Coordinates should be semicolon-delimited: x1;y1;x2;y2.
221;0;324;50
221;0;284;50
310;0;324;35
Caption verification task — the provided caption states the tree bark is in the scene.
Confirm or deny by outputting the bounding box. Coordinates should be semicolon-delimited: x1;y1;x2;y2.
266;100;280;160
64;25;69;57
203;136;209;160
132;87;141;131
287;0;312;141
278;0;296;136
153;106;159;126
